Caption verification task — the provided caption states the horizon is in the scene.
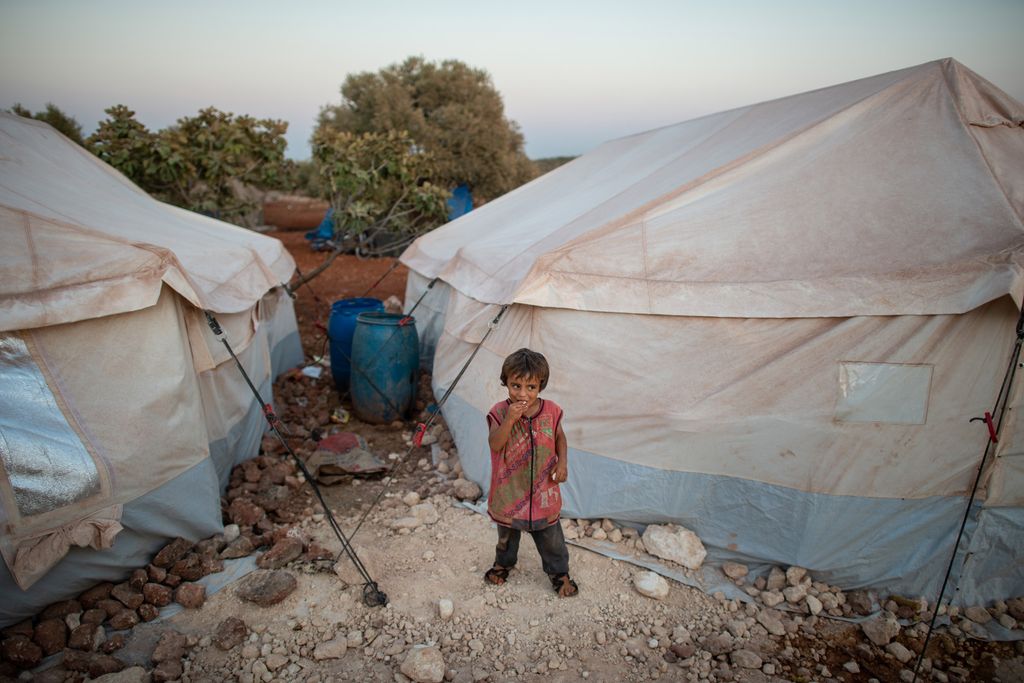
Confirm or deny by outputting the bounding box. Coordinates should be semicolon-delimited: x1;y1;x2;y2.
2;0;1022;161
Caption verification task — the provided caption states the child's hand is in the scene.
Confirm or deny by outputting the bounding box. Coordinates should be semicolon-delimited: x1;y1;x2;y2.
507;400;530;421
551;459;568;483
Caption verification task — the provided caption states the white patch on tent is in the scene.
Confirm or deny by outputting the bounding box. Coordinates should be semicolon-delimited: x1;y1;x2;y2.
0;334;99;517
835;362;932;425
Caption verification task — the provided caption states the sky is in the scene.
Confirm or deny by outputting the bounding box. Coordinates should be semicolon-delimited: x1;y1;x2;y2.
2;0;1022;161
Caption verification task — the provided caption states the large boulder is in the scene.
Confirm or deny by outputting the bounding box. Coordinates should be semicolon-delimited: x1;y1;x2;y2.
641;524;706;570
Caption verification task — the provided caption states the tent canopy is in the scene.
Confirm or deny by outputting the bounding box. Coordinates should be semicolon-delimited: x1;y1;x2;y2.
0;113;295;332
402;58;1024;318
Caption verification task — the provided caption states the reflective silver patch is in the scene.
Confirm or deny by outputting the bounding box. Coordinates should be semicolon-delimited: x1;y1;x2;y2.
0;334;100;517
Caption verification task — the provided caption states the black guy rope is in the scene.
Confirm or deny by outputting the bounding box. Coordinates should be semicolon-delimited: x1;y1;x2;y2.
912;307;1024;682
204;309;388;607
346;304;510;541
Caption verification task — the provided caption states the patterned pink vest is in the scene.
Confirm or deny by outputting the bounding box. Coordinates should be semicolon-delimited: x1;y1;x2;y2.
486;399;564;530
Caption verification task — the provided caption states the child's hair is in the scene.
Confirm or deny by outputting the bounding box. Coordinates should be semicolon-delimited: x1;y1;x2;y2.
500;348;550;390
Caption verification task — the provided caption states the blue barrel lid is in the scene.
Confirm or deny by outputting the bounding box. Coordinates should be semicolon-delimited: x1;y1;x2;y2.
355;311;413;326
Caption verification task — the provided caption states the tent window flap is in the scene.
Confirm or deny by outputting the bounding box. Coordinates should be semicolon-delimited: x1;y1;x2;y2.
0;334;100;518
835;362;933;425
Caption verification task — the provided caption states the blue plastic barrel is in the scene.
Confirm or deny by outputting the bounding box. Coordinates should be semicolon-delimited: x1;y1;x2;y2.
350;312;420;424
328;298;383;392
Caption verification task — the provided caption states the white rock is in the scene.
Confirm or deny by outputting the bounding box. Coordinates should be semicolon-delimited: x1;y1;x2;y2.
862;613;900;646
592;528;607;541
608;528;623;543
806;594;823;616
783;583;808;604
730;650;762;669
438;599;454;620
886;641;913;664
722;562;749;580
761;591;785;608
451;478;482;501
400;645;446;683
641;524;706;570
633;571;670;600
785;566;807;586
843;661;860;674
403;492;421;506
756;609;786;636
223;524;241;542
411;502;439;525
564;525;579;540
313;636;348;660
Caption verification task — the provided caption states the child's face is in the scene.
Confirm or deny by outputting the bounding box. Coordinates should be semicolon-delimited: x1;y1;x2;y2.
505;373;541;409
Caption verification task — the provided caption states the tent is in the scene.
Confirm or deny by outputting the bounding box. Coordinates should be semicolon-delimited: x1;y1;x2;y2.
0;113;303;625
400;58;1024;604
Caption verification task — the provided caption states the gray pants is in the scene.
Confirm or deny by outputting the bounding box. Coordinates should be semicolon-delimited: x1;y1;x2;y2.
494;523;570;576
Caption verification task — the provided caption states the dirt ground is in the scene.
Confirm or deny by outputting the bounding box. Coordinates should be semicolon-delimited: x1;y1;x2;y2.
14;231;1022;683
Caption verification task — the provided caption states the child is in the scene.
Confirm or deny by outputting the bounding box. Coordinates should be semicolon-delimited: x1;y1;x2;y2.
483;348;578;597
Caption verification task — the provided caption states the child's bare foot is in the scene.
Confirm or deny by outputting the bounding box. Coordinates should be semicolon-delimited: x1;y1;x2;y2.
551;573;579;597
484;564;511;585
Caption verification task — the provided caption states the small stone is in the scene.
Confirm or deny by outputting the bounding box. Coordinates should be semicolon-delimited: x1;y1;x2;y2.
608;528;623;543
152;659;182;683
783;583;808;604
174;582;206;608
451;479;482;501
138;604;160;622
256;537;304;569
766;567;786;591
400;645;446;683
886;641;914;664
79;583;114;609
756;609;786;637
633;571;670;600
785;566;807;586
63;650;126;677
220;535;255;559
40;599;83;621
68;623;105;651
1;635;43;668
32;619;67;656
730;650;762;669
265;653;288;671
848;590;875;615
862;613;900;646
152;537;194;568
592;528;607;541
314;634;348;660
223;523;241;542
761;591;784;607
108;609;140;631
214;617;248;650
143;583;173;607
151;630;187;663
237;570;298;606
722;562;748;580
806;594;823;616
843;661;861;674
438;599;454;620
403;492;421;506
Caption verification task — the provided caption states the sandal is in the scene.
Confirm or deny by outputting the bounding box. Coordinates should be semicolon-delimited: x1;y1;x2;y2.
551;573;579;597
484;564;511;585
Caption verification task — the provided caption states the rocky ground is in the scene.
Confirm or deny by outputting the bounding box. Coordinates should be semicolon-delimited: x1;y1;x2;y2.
3;235;1024;683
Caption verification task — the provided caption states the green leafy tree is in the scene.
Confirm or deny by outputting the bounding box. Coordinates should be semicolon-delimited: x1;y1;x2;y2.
312;128;449;257
316;56;536;203
87;105;293;225
9;102;86;145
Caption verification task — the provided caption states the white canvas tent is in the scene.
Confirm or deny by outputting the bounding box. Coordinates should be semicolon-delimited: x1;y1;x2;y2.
0;113;303;624
401;59;1024;603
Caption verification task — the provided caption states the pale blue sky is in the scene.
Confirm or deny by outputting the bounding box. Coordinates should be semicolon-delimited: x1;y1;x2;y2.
2;0;1022;160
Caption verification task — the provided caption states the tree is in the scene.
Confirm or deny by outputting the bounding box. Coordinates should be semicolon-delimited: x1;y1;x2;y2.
87;105;294;225
9;102;85;145
316;56;536;203
311;128;449;258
